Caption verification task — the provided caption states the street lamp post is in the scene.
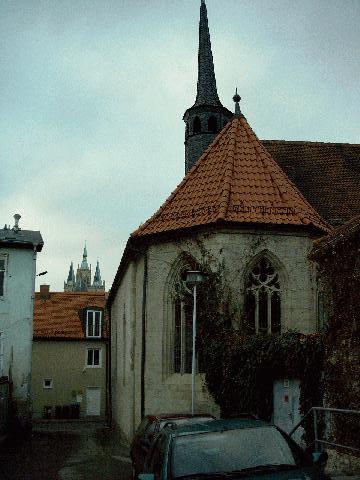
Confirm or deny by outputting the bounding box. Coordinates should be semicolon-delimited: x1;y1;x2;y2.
186;270;207;415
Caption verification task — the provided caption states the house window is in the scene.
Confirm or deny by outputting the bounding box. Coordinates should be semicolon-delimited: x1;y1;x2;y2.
86;348;101;368
0;256;6;297
244;258;281;334
0;332;4;376
43;378;53;389
208;115;218;133
193;116;201;134
86;310;102;338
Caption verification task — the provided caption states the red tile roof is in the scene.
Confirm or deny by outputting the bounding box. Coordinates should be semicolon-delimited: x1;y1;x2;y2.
310;214;360;259
133;116;331;238
34;291;107;339
263;141;360;224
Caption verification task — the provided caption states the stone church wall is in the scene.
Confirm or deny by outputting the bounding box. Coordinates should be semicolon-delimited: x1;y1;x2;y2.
111;227;318;439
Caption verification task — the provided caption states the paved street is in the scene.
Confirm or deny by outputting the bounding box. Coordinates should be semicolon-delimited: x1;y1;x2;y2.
0;422;132;480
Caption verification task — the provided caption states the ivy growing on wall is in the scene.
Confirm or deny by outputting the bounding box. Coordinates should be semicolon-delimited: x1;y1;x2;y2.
184;242;325;445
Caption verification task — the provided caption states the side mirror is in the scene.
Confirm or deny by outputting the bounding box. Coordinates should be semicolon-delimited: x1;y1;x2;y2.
138;474;155;480
312;451;328;466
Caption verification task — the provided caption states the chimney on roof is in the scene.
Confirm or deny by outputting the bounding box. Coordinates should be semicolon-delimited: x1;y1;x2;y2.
40;284;50;300
13;213;21;232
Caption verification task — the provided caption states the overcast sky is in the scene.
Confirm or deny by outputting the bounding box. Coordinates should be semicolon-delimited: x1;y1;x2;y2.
1;0;359;291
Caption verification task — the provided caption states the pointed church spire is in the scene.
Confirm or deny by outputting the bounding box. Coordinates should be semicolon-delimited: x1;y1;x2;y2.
194;0;221;106
92;260;102;287
67;261;75;283
81;242;88;269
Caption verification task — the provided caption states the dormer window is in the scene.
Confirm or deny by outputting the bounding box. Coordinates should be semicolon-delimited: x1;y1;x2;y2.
86;310;102;338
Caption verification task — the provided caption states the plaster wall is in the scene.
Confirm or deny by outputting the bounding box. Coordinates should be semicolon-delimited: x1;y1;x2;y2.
111;228;319;439
32;340;107;418
111;257;144;441
0;247;36;411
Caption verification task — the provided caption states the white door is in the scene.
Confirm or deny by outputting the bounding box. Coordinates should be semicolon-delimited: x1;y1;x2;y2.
273;379;304;445
86;387;101;416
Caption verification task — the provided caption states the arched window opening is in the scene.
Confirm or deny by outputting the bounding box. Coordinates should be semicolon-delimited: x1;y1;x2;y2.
244;258;281;334
193;116;201;134
172;266;204;374
208;116;217;133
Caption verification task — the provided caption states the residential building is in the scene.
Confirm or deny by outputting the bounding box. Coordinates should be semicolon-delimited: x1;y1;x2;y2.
64;244;105;293
32;287;108;420
0;214;43;429
108;1;360;440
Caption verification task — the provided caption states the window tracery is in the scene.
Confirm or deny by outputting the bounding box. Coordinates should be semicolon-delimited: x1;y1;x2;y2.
244;258;281;334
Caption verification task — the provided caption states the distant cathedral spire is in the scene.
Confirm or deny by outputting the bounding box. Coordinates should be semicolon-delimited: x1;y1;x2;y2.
64;245;105;292
183;1;233;173
81;242;88;269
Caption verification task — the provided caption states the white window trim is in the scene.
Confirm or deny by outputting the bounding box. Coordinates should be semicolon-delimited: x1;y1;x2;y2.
43;378;53;389
85;347;102;369
86;310;102;338
0;254;7;300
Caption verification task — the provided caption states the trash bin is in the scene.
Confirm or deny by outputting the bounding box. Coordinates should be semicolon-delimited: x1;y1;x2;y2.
70;403;80;419
62;405;70;419
43;406;52;419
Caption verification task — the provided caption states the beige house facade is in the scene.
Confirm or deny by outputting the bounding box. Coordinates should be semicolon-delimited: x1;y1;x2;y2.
32;286;108;420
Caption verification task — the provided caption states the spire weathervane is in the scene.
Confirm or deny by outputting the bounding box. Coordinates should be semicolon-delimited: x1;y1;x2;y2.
233;88;242;116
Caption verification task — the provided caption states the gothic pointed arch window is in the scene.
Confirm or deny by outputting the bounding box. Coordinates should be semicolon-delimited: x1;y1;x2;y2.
169;258;204;374
193;116;202;134
244;258;281;334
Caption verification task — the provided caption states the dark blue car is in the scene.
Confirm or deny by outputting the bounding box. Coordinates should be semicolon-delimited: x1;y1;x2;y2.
138;418;328;480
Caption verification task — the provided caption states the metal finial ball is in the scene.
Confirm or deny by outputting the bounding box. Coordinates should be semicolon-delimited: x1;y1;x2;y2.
233;91;241;103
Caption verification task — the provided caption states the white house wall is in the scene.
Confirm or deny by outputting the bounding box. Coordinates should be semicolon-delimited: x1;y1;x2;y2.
0;247;36;414
111;228;318;439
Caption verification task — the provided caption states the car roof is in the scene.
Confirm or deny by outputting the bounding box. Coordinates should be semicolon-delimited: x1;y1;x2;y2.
165;418;270;436
147;413;215;421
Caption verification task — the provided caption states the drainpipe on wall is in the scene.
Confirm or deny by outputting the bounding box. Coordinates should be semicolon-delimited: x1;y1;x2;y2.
106;304;112;427
141;250;148;420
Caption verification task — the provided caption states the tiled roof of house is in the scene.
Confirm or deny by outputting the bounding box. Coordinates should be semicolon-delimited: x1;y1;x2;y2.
133;115;330;238
263;141;360;225
34;291;107;339
310;214;360;259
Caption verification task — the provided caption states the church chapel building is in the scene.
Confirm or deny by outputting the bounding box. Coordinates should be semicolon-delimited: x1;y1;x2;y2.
108;1;360;439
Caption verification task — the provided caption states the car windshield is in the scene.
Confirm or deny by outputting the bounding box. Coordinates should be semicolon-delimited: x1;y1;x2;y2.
172;426;300;478
159;417;214;430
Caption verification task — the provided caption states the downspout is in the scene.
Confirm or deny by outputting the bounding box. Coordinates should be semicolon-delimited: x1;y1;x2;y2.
141;249;148;419
107;304;112;426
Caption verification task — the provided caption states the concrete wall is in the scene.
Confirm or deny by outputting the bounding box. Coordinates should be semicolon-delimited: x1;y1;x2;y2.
111;227;319;439
0;247;36;423
32;340;107;419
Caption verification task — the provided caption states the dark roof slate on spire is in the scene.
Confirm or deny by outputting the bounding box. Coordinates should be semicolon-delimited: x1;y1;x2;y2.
194;0;222;107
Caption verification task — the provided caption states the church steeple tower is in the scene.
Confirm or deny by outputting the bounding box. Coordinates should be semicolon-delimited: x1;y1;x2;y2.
183;0;233;173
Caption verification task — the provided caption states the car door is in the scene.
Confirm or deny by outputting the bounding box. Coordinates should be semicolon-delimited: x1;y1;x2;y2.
146;434;169;480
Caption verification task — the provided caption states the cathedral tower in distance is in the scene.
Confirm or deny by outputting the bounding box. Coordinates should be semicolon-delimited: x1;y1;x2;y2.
64;244;105;292
183;0;233;173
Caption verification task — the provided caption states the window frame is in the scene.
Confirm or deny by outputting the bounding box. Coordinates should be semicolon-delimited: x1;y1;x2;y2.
43;378;53;389
86;347;102;368
86;310;102;338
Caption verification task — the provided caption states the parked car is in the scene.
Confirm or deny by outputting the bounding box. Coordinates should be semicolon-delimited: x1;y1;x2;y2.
131;413;216;477
138;418;328;480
